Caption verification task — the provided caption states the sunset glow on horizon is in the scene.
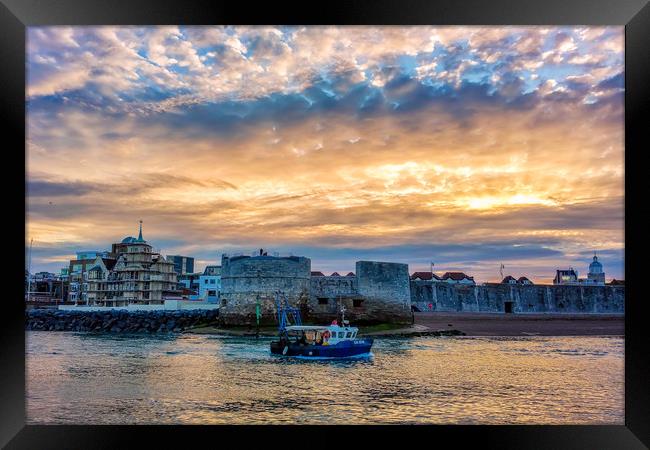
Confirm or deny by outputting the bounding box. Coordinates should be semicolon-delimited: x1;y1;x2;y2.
26;26;624;282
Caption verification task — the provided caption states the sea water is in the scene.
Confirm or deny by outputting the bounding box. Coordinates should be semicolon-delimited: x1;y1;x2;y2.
26;332;624;424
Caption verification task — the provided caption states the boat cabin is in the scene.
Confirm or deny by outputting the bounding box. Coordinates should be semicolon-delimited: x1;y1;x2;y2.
284;325;359;346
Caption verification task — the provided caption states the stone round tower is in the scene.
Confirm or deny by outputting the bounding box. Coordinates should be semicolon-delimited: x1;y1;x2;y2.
219;253;311;325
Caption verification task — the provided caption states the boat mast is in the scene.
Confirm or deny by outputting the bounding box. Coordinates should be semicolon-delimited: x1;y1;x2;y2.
27;238;33;303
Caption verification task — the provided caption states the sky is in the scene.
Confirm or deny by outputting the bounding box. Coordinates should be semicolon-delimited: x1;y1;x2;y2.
26;26;624;283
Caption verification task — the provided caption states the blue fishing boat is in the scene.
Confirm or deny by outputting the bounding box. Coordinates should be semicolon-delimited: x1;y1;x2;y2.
270;293;373;359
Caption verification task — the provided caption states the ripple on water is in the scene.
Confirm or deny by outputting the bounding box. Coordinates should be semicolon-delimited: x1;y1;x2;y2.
26;332;624;425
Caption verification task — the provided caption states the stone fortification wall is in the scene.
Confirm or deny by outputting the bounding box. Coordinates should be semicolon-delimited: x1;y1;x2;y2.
220;257;412;325
410;281;625;313
219;255;311;325
308;276;359;319
307;262;412;324
353;261;412;324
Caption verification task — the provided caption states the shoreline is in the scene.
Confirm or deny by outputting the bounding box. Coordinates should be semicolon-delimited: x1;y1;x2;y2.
184;312;625;338
26;309;625;337
183;312;624;337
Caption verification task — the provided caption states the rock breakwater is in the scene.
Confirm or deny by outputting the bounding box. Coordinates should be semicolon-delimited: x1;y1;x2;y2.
26;309;220;333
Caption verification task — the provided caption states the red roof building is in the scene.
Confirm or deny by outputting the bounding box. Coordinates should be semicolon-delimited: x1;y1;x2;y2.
410;271;441;281
440;272;475;284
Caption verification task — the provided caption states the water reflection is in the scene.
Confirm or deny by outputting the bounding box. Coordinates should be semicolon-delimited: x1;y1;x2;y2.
26;332;623;424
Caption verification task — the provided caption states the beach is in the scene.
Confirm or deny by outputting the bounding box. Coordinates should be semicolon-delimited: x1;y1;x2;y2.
411;312;624;337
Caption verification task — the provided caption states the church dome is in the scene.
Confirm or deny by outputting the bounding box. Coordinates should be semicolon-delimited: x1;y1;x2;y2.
121;221;147;244
589;254;603;274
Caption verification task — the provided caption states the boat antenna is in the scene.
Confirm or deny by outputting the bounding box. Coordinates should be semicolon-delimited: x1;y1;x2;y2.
27;238;33;303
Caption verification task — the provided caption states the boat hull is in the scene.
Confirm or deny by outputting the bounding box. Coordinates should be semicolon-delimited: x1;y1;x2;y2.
270;339;373;358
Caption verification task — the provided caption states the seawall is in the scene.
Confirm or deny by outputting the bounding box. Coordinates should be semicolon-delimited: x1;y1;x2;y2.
26;309;220;333
410;281;625;313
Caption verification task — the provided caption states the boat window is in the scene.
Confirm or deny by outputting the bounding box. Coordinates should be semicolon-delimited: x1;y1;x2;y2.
339;332;344;338
346;332;352;338
352;332;356;338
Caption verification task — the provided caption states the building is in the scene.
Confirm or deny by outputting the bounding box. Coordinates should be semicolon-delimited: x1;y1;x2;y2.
32;271;57;281
410;271;441;281
84;257;117;303
177;272;202;293
517;276;533;285
68;254;114;304
76;250;111;260
554;255;606;286
167;255;195;275
586;254;605;285
554;268;579;285
25;271;68;302
501;275;517;284
311;271;325;277
81;221;179;306
198;265;221;301
440;272;475;285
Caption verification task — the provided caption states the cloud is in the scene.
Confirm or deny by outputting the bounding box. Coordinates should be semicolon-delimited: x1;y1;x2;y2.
27;180;98;197
26;26;624;282
27;26;624;112
597;72;624;91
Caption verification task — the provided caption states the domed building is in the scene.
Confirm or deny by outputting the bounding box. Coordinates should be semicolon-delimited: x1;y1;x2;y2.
587;253;605;285
83;221;179;306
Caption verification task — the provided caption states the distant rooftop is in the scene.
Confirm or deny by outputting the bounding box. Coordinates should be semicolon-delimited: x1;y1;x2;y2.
410;271;441;281
441;272;474;281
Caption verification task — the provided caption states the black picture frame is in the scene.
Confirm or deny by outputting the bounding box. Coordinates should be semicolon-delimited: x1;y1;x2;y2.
2;0;648;448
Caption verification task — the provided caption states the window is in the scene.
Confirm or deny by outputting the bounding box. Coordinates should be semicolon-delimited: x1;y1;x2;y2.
346;332;352;338
208;290;216;296
353;299;363;307
318;298;328;305
221;298;227;306
352;332;356;338
210;279;215;284
204;279;209;284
